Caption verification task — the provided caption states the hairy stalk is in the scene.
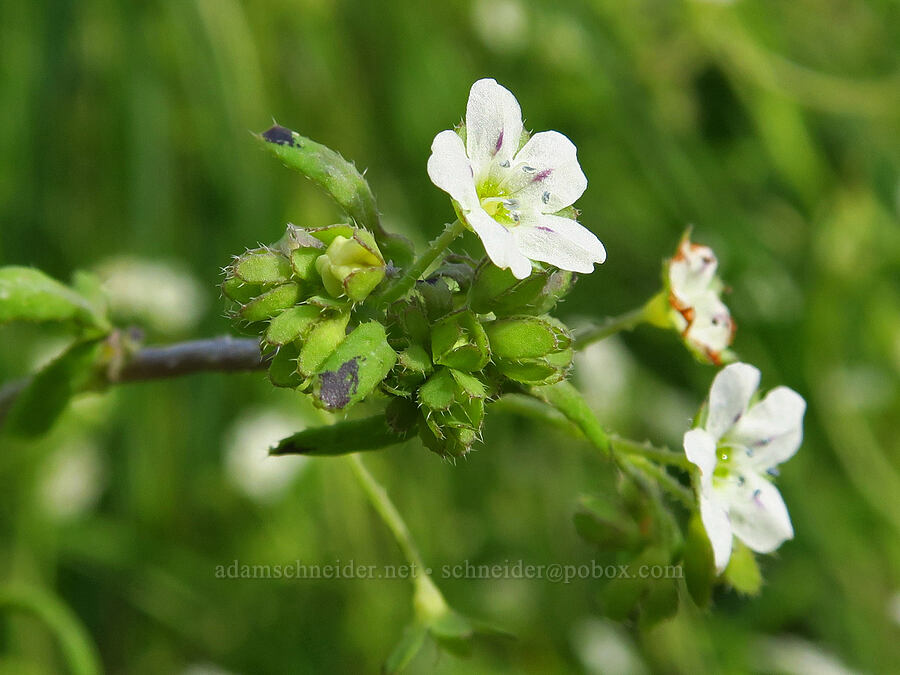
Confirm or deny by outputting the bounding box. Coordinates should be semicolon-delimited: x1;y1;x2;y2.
623;456;695;509
345;455;426;571
610;436;692;470
375;219;466;306
527;381;612;455
345;454;448;617
574;305;648;350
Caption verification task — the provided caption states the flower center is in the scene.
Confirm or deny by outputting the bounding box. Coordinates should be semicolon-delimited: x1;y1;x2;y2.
477;182;520;227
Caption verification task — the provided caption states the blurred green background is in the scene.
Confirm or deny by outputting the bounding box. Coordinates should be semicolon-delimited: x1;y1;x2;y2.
2;0;899;672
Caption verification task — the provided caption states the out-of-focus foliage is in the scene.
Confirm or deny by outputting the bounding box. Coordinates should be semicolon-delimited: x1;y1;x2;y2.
1;0;898;672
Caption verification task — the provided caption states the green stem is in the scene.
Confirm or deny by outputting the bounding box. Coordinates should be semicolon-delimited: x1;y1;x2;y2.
610;436;692;470
345;455;425;570
574;305;648;350
622;456;695;509
0;584;103;675
375;219;466;306
527;381;611;456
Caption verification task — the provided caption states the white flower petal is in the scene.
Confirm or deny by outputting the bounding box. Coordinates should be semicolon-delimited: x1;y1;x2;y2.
730;386;806;471
684;291;733;357
699;493;734;573
465;78;523;175
723;472;794;554
706;362;760;440
512;214;605;274
683;428;717;492
466;207;532;279
504;130;588;212
669;240;719;307
427;130;479;210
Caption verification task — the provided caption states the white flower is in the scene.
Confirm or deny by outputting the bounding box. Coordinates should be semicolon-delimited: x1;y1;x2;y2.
427;78;606;279
667;235;734;364
683;362;806;573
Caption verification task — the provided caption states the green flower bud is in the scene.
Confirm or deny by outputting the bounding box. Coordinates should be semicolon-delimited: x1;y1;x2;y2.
314;228;386;302
430;310;490;372
382;344;434;398
485;315;573;385
470;262;575;316
417;368;486;459
387;296;431;351
312;321;397;411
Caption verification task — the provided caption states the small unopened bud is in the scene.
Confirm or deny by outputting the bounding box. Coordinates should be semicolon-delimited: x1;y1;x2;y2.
485;315;573;385
314;228;386;302
418;368;486;459
430;309;490;372
470;262;576;316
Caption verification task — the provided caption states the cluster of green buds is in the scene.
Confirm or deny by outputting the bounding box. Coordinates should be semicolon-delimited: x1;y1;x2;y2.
223;222;579;459
223;223;396;411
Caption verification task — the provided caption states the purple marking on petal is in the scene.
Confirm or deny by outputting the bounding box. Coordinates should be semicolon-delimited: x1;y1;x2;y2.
494;131;504;155
536;225;554;233
533;168;552;182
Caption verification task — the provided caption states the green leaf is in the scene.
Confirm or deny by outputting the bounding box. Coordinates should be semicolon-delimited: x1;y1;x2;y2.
270;414;416;456
4;339;105;437
723;541;763;596
683;513;716;608
0;267;106;329
257;126;414;268
312;321;397;410
382;622;428;674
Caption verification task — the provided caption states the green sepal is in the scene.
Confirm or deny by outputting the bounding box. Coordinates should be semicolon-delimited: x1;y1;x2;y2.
470;262;575;316
430;310;490;372
291;247;323;282
723;541;763;596
416;278;454;321
222;277;264;305
312;321;397;411
387;297;431;350
418;368;486;458
268;342;304;389
683;512;716;608
297;312;350;377
270;413;415;456
238;283;302;322
486;315;573;385
264;305;322;346
232;249;292;285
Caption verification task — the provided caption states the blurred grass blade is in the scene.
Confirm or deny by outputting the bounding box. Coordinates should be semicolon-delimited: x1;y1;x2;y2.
0;584;102;675
4;339;105;437
270;414;416;456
